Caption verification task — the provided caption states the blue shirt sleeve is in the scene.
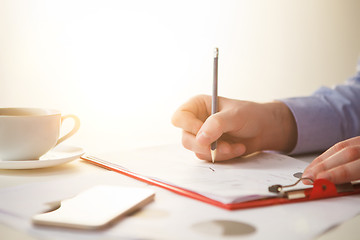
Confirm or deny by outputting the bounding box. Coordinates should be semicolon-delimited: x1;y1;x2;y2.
281;59;360;154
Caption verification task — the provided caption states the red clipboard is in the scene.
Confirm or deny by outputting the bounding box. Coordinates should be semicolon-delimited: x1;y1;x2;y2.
81;155;360;210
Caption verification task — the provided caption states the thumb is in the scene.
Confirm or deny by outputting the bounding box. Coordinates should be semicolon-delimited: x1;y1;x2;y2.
196;112;229;146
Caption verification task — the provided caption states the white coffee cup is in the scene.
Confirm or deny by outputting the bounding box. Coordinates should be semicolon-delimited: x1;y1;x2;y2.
0;108;80;161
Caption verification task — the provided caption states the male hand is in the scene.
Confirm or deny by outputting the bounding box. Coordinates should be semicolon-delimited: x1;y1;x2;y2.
303;136;360;184
171;95;297;161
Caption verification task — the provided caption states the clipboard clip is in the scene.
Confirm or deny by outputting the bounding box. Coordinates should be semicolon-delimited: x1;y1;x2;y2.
269;178;356;200
268;178;313;193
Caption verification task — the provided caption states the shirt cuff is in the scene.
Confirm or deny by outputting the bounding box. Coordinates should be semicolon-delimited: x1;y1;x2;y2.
280;96;343;155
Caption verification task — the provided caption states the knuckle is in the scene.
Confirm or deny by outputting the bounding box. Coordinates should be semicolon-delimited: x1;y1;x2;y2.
191;94;209;105
317;162;327;172
210;116;222;129
333;141;349;152
345;146;360;160
334;166;351;183
312;156;323;165
195;94;207;99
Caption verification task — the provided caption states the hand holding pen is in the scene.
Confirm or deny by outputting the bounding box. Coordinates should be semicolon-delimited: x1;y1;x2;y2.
171;50;297;162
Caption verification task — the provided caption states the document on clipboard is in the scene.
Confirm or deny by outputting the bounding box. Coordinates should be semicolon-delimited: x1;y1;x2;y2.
81;144;360;210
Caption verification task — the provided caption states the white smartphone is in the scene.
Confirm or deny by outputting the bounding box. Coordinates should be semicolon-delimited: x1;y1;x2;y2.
32;185;155;230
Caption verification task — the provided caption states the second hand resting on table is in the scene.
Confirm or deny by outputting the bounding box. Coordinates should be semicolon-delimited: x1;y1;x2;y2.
171;94;360;185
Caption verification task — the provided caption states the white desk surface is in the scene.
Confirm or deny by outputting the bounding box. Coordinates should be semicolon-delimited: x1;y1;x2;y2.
0;147;359;240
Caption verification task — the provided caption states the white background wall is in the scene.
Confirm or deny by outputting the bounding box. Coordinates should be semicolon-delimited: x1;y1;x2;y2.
0;0;359;154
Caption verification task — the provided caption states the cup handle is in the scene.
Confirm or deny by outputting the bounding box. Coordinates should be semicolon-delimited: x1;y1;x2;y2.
55;114;80;146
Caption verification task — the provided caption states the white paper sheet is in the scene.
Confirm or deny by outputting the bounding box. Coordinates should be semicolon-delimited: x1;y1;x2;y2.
99;145;310;204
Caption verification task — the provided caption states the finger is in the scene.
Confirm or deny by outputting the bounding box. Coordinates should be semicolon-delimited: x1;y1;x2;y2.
181;131;209;155
302;178;314;185
304;148;339;173
215;141;246;161
181;124;246;161
196;110;243;146
195;141;246;162
172;95;210;135
316;159;360;184
303;145;360;181
305;137;360;171
239;138;262;156
195;152;211;160
172;110;204;135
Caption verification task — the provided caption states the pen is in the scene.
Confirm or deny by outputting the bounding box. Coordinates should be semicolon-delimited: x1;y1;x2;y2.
211;48;219;163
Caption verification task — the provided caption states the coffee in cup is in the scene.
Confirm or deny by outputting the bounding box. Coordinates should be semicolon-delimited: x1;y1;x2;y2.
0;108;80;161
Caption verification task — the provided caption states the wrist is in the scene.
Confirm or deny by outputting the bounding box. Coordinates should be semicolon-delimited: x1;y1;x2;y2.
262;101;297;152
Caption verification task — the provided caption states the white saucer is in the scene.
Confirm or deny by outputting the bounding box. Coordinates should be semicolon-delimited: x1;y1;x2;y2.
0;145;85;170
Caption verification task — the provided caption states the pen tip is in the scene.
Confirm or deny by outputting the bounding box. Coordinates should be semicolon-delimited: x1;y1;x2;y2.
211;149;216;163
